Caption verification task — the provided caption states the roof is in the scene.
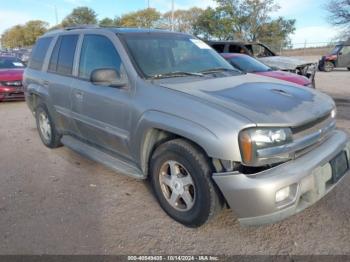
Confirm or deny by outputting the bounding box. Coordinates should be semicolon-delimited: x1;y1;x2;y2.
44;25;189;37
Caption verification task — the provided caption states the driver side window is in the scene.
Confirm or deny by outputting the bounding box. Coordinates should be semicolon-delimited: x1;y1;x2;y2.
341;46;350;55
79;34;123;80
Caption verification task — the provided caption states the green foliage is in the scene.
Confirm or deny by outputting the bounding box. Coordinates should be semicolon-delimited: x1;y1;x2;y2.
1;20;48;48
61;6;98;27
193;0;295;48
99;18;116;27
1;2;296;49
117;8;161;28
162;7;204;33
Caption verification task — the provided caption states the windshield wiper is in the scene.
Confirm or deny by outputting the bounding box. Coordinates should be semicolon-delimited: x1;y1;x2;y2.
150;71;204;79
199;67;241;74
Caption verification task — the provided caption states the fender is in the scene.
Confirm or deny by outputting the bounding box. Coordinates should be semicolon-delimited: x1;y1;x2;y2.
131;110;230;174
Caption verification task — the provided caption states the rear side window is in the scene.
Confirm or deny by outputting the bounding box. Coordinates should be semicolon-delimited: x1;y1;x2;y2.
29;37;53;70
79;35;122;80
212;44;225;53
49;35;79;76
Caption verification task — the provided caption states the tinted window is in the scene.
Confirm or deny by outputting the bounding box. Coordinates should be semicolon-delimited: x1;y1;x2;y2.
49;35;78;76
79;35;122;80
29;37;53;70
228;55;271;73
0;57;25;69
212;44;225;53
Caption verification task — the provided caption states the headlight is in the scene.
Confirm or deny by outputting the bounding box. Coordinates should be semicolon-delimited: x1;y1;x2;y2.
239;127;293;166
1;81;22;87
331;108;336;119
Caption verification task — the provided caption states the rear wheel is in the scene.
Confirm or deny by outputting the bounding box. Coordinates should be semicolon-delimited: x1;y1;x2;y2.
347;67;350;71
150;139;223;227
324;61;335;72
35;104;62;148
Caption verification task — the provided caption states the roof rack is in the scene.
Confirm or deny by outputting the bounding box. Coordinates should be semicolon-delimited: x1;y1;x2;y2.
64;25;100;31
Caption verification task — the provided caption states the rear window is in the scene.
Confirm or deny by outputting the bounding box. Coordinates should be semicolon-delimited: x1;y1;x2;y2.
49;35;79;76
29;37;53;70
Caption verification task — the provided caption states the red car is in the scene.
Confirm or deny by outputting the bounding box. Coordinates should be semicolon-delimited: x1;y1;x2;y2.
221;53;314;88
0;56;25;102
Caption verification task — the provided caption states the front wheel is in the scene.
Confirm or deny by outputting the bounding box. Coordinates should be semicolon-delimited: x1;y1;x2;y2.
35;104;62;148
323;61;335;72
150;139;223;227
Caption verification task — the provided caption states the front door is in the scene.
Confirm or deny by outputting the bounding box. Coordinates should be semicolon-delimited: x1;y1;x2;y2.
70;34;132;159
338;46;350;67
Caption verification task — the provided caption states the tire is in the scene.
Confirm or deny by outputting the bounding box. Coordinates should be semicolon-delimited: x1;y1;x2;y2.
347;67;350;71
149;139;223;227
35;104;62;148
324;61;335;72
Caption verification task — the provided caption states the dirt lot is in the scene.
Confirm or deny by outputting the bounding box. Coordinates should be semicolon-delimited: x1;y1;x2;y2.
0;69;350;255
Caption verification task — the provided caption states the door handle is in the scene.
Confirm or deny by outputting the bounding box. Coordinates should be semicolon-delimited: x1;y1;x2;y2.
75;91;83;100
42;80;50;87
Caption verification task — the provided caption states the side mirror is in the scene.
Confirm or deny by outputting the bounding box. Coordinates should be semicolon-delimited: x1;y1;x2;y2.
90;68;127;88
339;52;343;55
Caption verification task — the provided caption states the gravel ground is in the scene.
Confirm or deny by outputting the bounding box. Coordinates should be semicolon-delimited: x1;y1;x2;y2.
0;69;349;255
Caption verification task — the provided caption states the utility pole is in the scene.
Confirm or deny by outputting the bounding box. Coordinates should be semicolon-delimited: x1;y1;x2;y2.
147;0;150;9
54;5;58;25
171;0;175;31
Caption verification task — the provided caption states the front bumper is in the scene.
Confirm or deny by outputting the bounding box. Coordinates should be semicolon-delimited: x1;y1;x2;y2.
0;91;25;101
213;130;350;226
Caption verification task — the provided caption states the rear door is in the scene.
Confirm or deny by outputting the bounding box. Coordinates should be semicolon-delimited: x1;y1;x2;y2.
337;46;350;67
70;33;133;159
47;34;79;133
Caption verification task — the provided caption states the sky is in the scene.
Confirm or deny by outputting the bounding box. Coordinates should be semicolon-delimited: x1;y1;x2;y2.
0;0;342;46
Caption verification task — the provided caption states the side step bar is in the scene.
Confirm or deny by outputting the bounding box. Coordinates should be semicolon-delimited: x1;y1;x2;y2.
61;135;145;179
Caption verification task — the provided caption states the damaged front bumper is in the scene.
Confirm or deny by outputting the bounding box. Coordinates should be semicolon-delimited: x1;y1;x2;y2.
213;130;350;226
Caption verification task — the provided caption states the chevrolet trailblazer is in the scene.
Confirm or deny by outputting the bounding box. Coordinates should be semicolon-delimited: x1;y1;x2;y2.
24;26;350;227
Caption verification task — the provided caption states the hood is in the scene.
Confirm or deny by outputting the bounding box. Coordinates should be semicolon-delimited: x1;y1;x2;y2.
158;74;334;127
0;69;24;81
258;56;312;70
255;70;311;86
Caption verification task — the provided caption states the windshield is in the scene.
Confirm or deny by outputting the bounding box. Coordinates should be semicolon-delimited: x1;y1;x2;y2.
227;55;271;73
331;45;342;55
122;34;237;78
0;56;25;69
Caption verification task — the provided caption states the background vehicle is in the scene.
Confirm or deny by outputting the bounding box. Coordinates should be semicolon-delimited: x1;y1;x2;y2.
319;40;350;72
207;40;317;80
24;27;350;228
221;53;314;88
0;56;25;102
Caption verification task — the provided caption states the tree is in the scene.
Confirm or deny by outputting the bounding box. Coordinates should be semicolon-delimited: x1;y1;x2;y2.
326;0;350;38
117;8;161;28
326;0;350;26
193;0;295;49
61;6;98;27
1;20;48;48
99;18;115;27
162;7;204;33
23;20;49;46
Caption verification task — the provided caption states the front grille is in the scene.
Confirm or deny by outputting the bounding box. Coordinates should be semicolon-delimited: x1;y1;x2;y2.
292;112;335;158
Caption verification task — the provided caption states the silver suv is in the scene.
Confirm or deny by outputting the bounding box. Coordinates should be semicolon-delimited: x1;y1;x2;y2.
24;26;350;227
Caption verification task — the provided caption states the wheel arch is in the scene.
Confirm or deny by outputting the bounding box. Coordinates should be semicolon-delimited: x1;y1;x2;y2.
131;111;225;177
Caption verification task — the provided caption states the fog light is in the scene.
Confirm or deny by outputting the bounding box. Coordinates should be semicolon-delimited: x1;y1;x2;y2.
275;186;290;203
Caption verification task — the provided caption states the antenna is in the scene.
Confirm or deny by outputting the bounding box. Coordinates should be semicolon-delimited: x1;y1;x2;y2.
171;0;175;31
54;5;59;25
